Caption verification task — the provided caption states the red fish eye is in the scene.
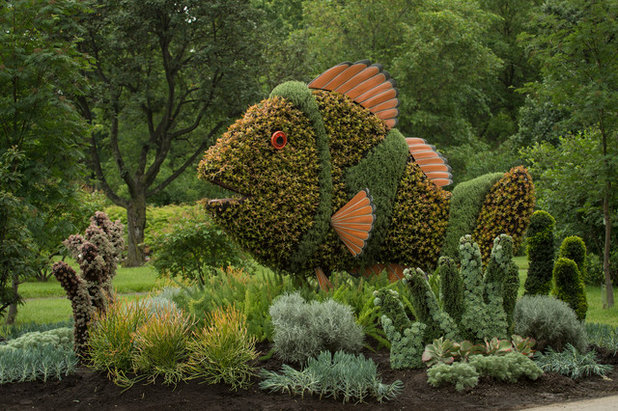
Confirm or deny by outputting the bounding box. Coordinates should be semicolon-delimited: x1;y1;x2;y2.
271;131;287;149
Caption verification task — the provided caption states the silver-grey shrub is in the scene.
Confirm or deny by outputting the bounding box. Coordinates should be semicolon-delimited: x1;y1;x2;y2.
0;327;73;352
514;295;587;352
270;292;364;363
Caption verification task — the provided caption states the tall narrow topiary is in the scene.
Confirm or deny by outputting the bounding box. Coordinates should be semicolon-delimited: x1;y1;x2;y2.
52;261;94;359
559;236;587;280
554;258;588;321
482;235;511;338
503;261;520;331
438;256;464;325
524;210;555;295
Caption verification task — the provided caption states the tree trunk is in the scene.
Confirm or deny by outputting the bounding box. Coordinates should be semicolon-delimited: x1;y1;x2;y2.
603;188;614;308
125;196;147;267
5;277;19;325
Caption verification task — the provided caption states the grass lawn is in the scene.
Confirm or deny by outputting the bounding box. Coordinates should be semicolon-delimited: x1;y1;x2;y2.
14;294;150;325
19;264;160;299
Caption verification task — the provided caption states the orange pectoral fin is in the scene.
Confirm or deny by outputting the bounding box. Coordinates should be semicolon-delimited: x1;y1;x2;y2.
331;189;376;257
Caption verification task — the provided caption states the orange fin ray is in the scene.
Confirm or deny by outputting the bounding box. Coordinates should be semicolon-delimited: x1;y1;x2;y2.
309;60;399;129
406;137;453;187
331;189;376;257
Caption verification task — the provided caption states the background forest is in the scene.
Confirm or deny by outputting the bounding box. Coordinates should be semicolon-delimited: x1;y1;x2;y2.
1;0;616;323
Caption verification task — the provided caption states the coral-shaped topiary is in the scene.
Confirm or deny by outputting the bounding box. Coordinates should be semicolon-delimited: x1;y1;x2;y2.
483;234;514;336
458;235;508;341
52;261;94;359
554;257;588;321
373;288;426;369
524;210;555;295
438;256;464;325
473;166;535;264
403;268;459;342
559;236;587;281
64;212;124;312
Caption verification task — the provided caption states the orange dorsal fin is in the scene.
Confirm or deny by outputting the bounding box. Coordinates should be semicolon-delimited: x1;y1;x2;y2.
330;189;376;257
309;60;399;130
405;137;453;187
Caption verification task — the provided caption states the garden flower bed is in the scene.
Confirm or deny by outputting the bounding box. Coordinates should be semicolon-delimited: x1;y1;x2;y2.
0;343;617;410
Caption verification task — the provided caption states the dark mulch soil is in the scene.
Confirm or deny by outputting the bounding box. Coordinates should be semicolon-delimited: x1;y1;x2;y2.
1;345;617;410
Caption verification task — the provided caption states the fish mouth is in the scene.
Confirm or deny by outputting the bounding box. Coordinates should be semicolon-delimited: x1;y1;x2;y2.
204;179;249;211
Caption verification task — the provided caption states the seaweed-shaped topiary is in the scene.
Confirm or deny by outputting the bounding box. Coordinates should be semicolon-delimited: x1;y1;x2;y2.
54;212;124;358
554;257;588;321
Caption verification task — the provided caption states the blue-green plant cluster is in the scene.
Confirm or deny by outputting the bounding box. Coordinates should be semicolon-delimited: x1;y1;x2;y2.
0;327;77;384
269;292;364;364
513;295;587;352
586;323;618;355
534;344;612;379
259;350;403;403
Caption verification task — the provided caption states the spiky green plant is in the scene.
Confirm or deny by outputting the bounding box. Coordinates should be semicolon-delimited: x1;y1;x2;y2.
534;344;612;379
0;344;77;384
259;350;403;403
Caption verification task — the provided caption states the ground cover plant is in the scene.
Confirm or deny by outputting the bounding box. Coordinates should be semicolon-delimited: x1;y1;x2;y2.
534;344;612;379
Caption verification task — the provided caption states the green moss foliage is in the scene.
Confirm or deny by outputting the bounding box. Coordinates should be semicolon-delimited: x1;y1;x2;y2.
438;256;464;325
442;172;502;259
345;128;409;266
524;210;556;295
382;160;451;270
473;166;535;264
554;257;588;321
198;95;321;272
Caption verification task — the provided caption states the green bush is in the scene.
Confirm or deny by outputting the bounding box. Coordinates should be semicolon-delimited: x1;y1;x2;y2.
259;350;403;403
553;257;588;321
438;257;464;325
0;344;77;384
427;362;479;391
173;266;295;342
468;352;543;382
186;305;258;391
270;292;364;364
442;172;502;259
584;253;605;285
0;320;73;341
534;344;612;379
151;212;245;285
524;210;555;295
513;295;587;352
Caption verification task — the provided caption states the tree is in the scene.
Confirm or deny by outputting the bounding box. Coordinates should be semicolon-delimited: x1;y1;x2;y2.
0;0;90;322
521;0;617;306
76;0;266;265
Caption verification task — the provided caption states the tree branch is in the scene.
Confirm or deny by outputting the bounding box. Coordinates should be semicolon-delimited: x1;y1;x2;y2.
89;131;128;208
146;121;225;197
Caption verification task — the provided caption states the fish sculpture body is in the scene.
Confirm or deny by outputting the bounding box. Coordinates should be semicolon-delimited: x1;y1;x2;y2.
198;61;534;287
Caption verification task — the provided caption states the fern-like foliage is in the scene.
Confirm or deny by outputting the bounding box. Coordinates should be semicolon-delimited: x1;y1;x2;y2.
534;344;612;379
427;362;479;391
259;351;403;403
468;352;543;382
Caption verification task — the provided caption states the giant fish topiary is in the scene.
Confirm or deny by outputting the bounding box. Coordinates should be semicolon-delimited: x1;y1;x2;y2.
198;61;535;288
